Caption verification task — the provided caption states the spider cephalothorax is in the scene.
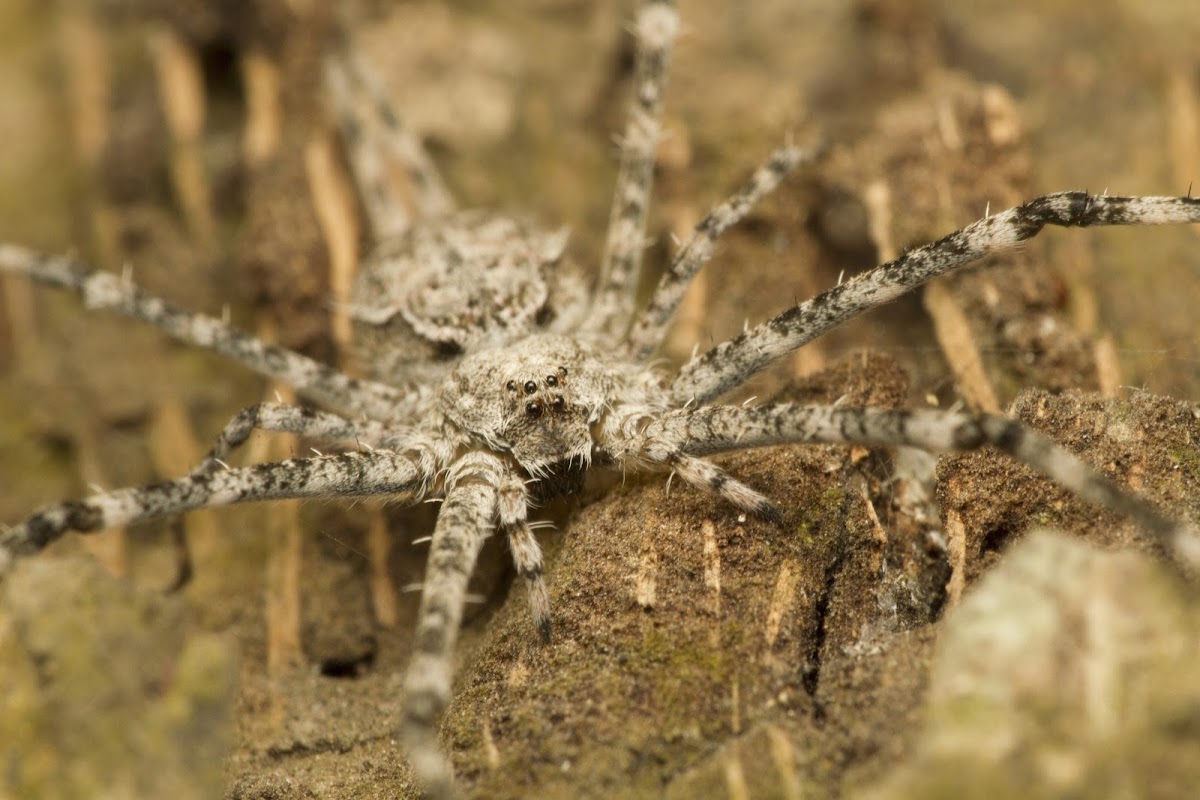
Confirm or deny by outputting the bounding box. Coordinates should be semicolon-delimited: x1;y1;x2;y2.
442;334;626;483
2;1;1199;797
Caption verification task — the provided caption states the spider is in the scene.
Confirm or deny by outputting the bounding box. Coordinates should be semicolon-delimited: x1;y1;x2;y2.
2;0;1199;796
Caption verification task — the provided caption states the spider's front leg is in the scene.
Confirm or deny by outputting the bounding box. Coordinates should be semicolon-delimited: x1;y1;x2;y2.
402;453;555;796
401;452;506;799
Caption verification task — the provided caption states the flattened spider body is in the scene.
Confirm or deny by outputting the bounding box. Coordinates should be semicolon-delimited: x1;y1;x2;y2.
2;1;1200;797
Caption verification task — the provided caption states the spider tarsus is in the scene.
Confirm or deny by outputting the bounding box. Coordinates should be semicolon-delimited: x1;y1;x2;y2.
755;500;785;526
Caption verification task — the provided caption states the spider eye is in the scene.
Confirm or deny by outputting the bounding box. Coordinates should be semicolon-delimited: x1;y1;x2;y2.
546;374;558;387
506;380;517;392
523;380;538;395
525;399;543;418
551;394;565;411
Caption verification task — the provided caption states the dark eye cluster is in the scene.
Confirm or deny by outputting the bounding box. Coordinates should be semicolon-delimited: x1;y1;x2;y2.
505;367;569;418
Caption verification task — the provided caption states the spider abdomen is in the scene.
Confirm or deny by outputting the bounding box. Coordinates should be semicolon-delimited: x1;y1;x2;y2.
347;212;589;384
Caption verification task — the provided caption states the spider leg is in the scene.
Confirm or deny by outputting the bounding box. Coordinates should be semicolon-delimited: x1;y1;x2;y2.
596;409;781;520
622;144;817;360
670;193;1200;404
191;401;397;476
668;454;782;522
0;245;414;421
496;471;551;640
0;449;432;576
507;521;551;640
587;0;679;337
402;452;504;799
626;402;1198;569
324;49;455;240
